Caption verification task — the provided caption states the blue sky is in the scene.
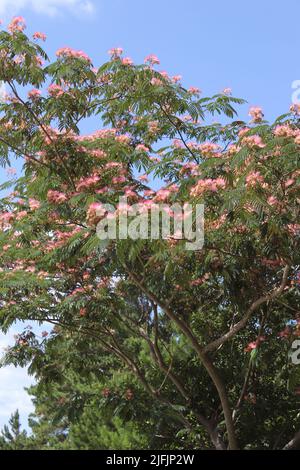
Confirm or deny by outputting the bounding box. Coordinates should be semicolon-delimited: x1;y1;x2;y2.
0;0;299;431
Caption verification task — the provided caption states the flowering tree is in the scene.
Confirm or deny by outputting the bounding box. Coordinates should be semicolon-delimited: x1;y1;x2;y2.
0;17;300;450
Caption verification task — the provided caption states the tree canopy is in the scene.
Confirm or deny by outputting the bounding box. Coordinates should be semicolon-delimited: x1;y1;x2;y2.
0;17;299;450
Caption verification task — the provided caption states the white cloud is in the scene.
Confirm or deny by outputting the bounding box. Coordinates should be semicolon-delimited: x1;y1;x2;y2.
0;0;95;18
0;329;34;431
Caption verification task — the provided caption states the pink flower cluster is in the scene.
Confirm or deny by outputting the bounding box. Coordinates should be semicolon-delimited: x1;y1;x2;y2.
188;87;201;95
290;103;300;115
77;174;100;191
0;211;14;227
242;135;265;148
8;16;26;33
249;106;263;122
144;54;160;66
245;171;264;188
47;190;68;205
122;57;133;66
273;124;297;138
154;184;179;202
29;199;40;210
244;336;265;352
190;178;226;197
108;47;123;58
136;144;149;152
87;202;106;226
90;149;107;159
48;84;64;97
198;142;221;157
56;47;91;63
28;89;41;100
33;32;46;41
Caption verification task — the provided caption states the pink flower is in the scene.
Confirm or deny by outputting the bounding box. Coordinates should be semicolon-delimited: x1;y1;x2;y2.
244;341;257;352
8;16;26;33
47;190;68;204
198;142;221;157
238;127;250;137
28;89;41;100
172;139;183;149
144;54;160;66
154;189;171;202
48;84;64;97
222;87;232;95
150;77;163;86
242;135;265;148
108;47;123;58
56;47;91;62
29;198;40;210
14;210;27;220
267;196;279;206
136;144;149;152
172;75;182;83
87;202;106;226
273;124;295;137
77;174;100;191
33;32;46;41
245;171;264;188
249;106;263;122
190;178;226;197
122;57;133;65
188;87;201;95
90;149;106;159
284;178;295;188
116;134;131;144
138;174;149;182
290;103;300;115
112;176;126;184
244;336;265;352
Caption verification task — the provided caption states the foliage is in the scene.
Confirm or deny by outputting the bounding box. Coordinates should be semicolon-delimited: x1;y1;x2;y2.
0;18;300;450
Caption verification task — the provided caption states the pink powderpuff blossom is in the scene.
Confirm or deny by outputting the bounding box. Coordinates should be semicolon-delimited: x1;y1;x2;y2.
29;199;40;210
273;124;295;138
171;75;182;83
245;171;264;188
116;134;131;144
47;190;68;204
290;103;300;115
188;87;201;95
28;89;41;100
8;16;26;33
284;178;295;188
138;174;149;182
144;54;160;66
242;135;265;148
108;47;123;58
136;144;149;152
122;57;133;65
48;84;64;97
150;77;163;86
87;202;106;226
77;174;100;191
56;47;91;62
249;106;264;122
267;196;279;207
33;32;46;41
